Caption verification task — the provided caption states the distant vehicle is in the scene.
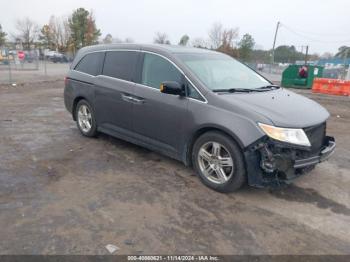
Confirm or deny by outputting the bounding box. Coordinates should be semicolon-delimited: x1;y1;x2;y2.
64;44;335;192
46;51;68;63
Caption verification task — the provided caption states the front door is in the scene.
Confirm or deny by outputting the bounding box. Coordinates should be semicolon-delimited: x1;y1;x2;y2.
132;52;189;157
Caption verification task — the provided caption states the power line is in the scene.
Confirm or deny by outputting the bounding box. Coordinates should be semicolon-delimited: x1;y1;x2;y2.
280;23;350;44
281;24;349;38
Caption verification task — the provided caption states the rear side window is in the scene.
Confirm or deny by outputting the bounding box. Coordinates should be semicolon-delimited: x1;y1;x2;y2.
141;53;182;89
75;52;104;76
103;51;139;81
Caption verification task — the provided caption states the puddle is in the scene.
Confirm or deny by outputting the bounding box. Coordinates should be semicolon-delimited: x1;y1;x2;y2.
270;184;350;216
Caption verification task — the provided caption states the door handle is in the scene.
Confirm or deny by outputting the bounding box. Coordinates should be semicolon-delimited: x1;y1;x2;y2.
130;97;144;104
121;94;134;102
121;94;144;104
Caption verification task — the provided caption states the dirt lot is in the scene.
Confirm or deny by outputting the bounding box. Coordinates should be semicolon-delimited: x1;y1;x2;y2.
0;80;349;255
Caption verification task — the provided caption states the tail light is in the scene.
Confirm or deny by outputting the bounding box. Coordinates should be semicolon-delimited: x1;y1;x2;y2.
64;76;68;85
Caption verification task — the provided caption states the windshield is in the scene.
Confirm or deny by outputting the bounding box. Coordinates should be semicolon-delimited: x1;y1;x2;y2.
177;52;270;91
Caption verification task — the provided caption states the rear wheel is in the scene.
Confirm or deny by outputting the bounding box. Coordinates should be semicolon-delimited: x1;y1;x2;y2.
75;100;97;137
192;131;246;193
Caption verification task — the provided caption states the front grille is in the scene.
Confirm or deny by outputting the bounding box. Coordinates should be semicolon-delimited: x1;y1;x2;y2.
304;122;326;154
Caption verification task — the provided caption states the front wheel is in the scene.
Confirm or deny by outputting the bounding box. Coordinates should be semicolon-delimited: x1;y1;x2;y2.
192;131;246;193
75;99;97;137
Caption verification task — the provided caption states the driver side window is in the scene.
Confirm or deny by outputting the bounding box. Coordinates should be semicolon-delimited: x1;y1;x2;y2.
141;53;182;89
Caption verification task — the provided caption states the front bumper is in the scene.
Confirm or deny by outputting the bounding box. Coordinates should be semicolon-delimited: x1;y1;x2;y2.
244;136;336;188
294;137;335;168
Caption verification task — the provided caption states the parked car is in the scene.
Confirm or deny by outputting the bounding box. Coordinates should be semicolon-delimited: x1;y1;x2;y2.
64;44;335;192
45;51;68;63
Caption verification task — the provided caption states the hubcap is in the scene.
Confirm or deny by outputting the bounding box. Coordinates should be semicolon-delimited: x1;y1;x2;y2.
197;141;234;184
77;105;92;133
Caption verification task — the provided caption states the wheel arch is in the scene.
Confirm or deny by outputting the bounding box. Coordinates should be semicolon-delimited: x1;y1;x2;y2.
184;125;245;167
72;96;89;121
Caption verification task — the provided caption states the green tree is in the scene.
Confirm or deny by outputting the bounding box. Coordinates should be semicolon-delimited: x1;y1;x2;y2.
179;35;189;46
335;46;350;58
0;24;7;46
238;34;255;61
68;8;101;51
274;45;304;63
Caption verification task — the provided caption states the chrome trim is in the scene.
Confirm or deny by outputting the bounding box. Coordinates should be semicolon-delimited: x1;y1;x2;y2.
72;49;208;103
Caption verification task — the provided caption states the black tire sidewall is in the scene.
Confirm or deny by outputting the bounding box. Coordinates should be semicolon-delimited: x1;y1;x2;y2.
192;131;246;193
75;100;97;137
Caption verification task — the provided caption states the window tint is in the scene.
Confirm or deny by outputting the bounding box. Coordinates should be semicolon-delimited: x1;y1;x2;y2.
141;53;182;89
103;51;138;81
75;52;104;76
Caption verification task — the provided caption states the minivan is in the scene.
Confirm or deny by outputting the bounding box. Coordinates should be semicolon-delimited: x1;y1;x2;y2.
64;44;335;192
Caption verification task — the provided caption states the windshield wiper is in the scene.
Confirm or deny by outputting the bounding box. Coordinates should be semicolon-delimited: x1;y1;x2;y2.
213;88;260;93
256;85;280;90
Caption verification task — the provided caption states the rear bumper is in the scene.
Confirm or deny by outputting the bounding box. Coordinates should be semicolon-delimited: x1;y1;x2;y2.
244;136;336;188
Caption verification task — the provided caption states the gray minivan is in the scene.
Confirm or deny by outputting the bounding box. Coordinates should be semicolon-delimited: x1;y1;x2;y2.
64;44;335;192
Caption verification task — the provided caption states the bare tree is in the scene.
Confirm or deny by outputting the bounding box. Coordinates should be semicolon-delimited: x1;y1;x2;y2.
222;28;239;49
208;22;223;49
153;32;170;45
15;17;39;49
191;37;209;48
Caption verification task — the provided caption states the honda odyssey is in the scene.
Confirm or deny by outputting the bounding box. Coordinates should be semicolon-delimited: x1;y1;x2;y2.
64;44;335;192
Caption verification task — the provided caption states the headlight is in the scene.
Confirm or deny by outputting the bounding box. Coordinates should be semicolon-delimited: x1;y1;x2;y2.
258;123;311;147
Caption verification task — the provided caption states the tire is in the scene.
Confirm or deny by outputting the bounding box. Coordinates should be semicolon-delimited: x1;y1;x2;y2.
192;131;246;193
75;99;98;137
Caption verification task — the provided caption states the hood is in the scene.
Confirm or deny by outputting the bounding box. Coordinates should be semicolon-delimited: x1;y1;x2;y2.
217;88;329;128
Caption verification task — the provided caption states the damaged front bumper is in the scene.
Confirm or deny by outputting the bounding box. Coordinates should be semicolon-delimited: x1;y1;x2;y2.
244;136;336;188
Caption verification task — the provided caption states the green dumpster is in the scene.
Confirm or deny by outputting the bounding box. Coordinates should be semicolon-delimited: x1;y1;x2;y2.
281;65;323;89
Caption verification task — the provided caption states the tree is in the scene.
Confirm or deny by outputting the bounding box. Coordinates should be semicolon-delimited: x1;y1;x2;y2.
68;8;101;51
222;29;238;48
208;22;223;49
0;24;7;46
191;37;209;49
320;52;334;59
15;18;39;49
251;49;271;63
103;34;113;44
179;35;189;46
39;24;54;49
153;32;170;44
335;46;350;58
238;34;255;61
274;45;304;63
216;27;239;58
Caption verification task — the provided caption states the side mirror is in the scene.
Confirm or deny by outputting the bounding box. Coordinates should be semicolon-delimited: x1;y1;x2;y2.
160;81;185;96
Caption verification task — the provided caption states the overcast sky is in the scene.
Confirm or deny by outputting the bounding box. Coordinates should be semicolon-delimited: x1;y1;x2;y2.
1;0;350;54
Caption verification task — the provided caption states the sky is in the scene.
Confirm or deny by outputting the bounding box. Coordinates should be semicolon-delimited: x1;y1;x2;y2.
1;0;350;54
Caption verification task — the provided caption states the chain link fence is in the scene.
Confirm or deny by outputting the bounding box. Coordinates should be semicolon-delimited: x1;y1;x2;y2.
0;48;71;85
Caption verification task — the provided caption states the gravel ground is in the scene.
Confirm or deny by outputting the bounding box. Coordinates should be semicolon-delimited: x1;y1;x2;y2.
0;80;349;255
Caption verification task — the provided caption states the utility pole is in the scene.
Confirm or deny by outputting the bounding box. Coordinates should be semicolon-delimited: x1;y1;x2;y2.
304;45;309;65
271;21;281;66
343;48;349;80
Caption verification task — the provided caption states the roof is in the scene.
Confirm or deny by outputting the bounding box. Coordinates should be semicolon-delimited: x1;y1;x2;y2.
77;43;215;55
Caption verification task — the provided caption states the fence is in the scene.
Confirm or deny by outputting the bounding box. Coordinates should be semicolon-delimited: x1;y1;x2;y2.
0;49;70;84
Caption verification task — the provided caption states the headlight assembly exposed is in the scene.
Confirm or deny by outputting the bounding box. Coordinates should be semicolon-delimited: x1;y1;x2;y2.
258;123;311;147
